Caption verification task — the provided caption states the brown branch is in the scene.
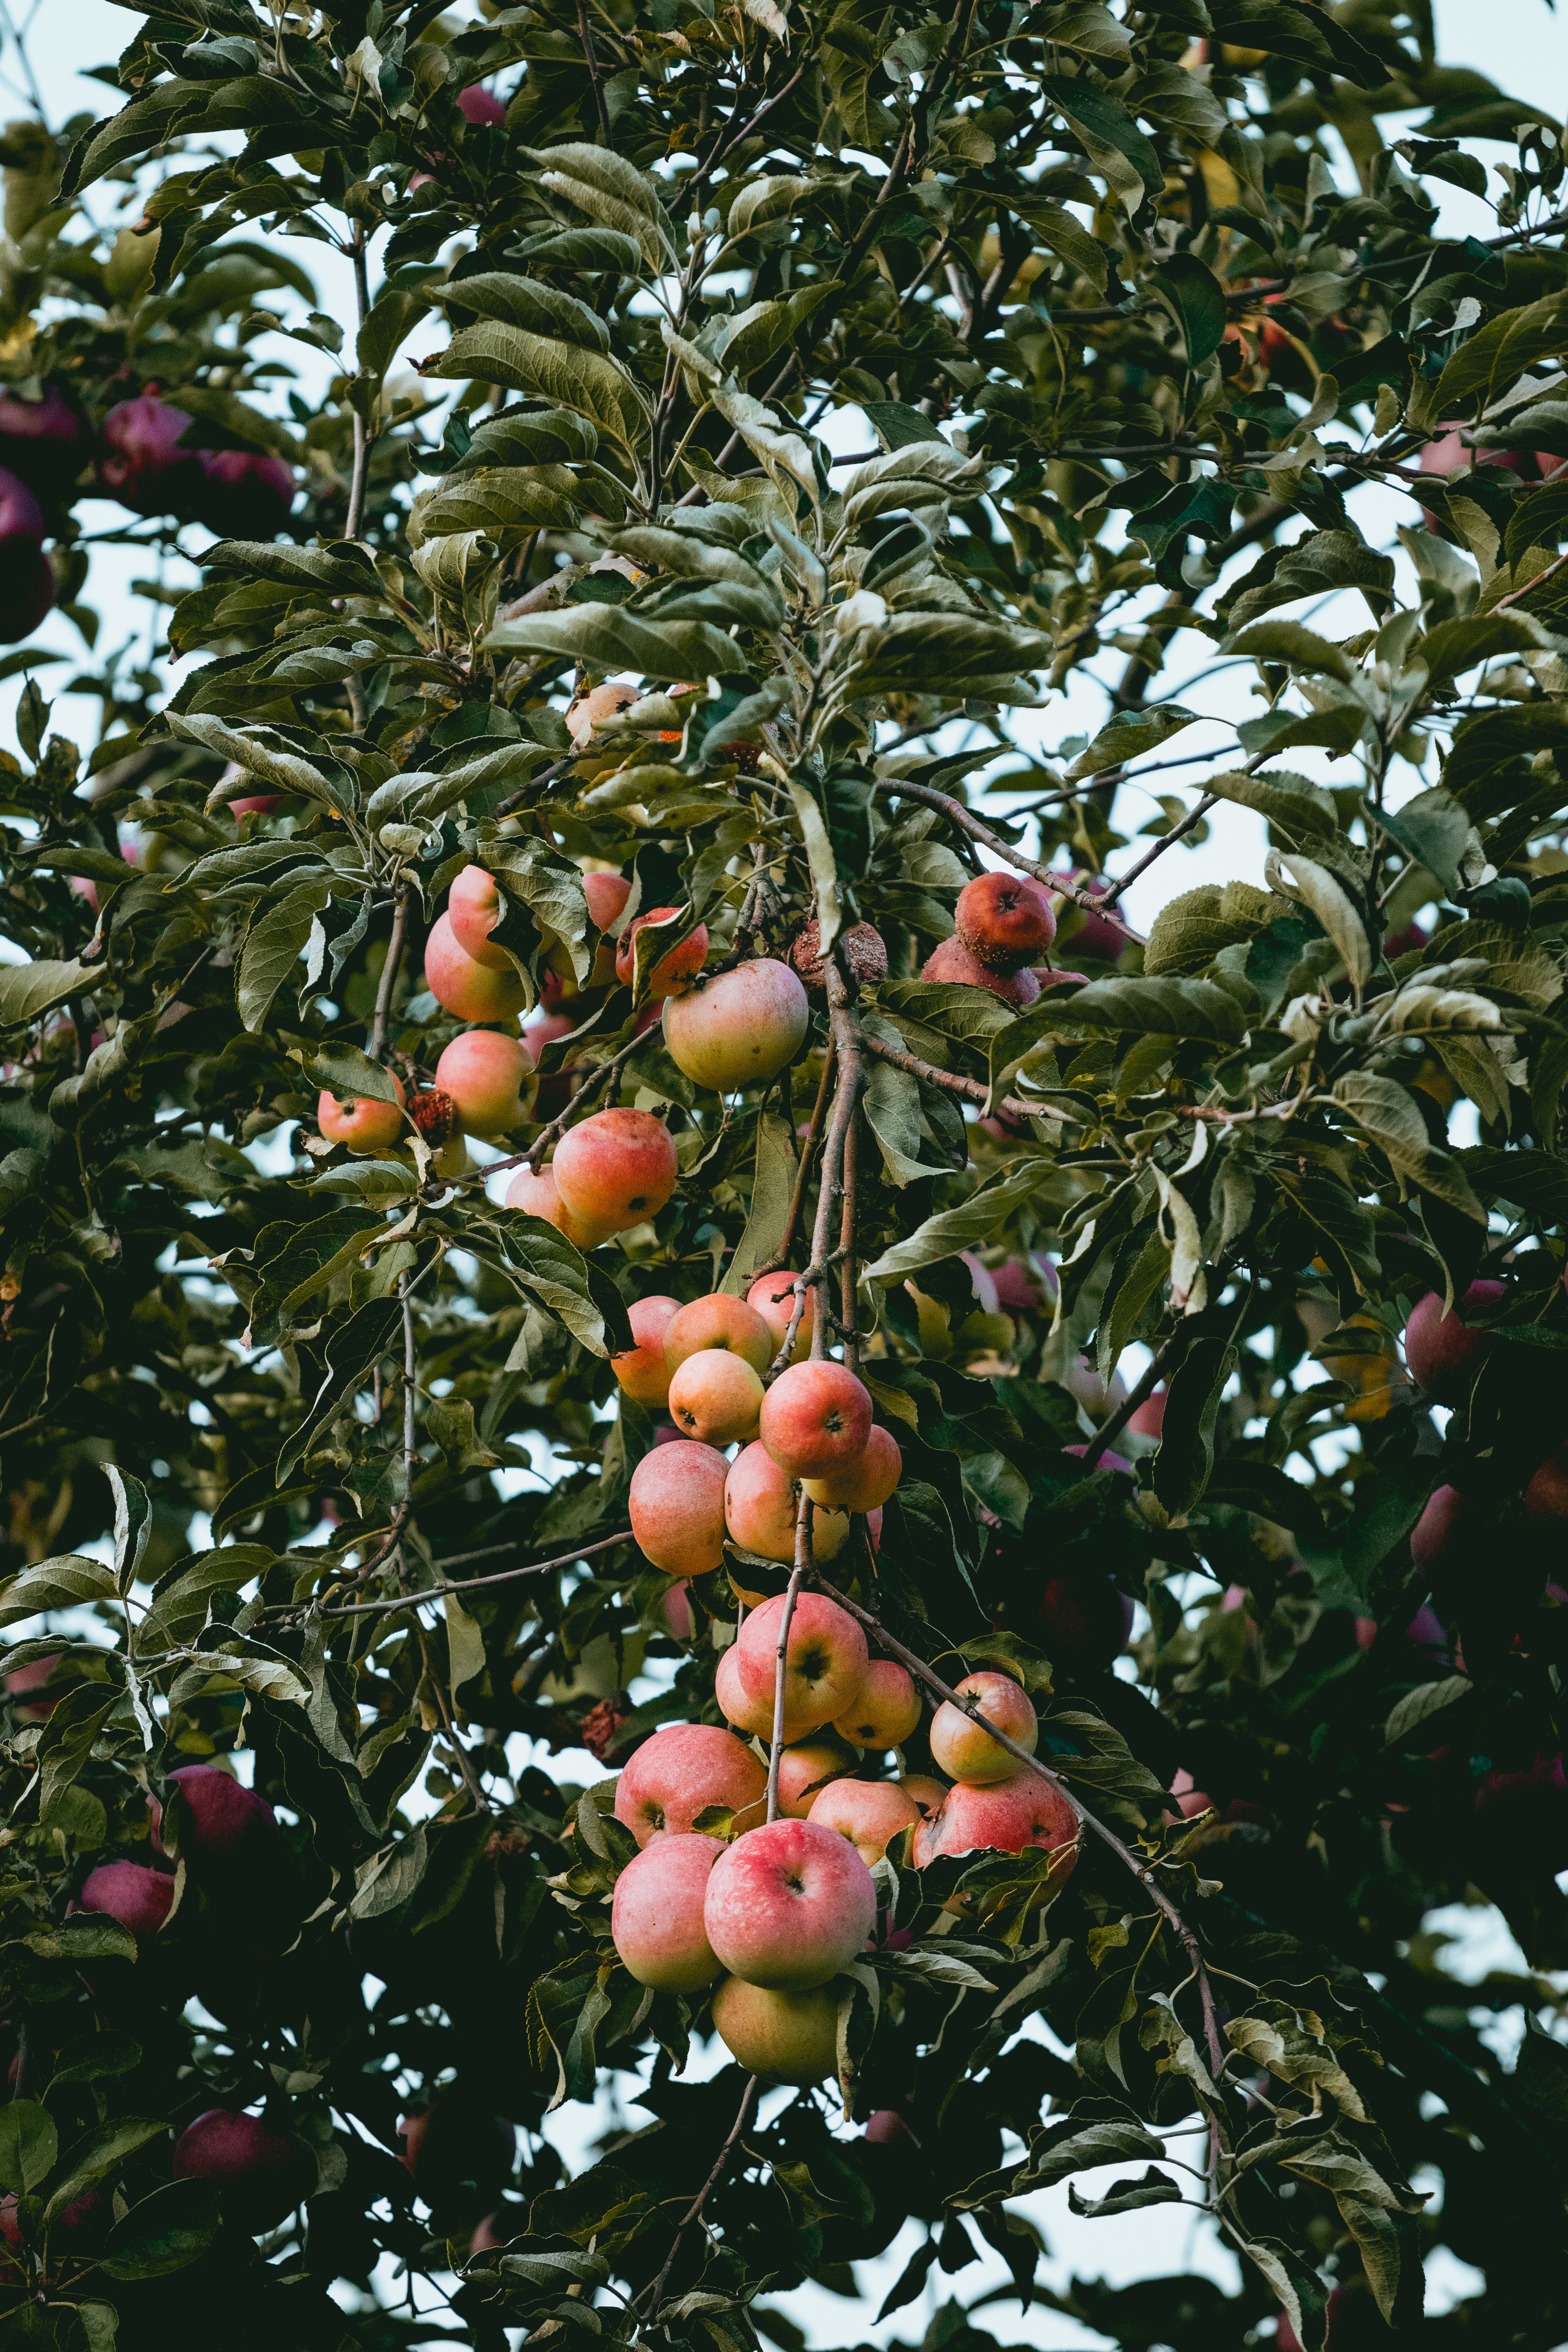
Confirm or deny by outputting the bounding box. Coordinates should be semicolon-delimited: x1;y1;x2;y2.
858;1031;1070;1126
576;0;610;139
370;887;409;1062
640;2075;760;2334
811;1570;1224;2074
310;1529;634;1621
871;778;1142;940
1098;792;1220;911
475;1024;658;1182
754;1039;836;1283
1078;1335;1177;1470
838;1100;860;1375
766;1518;812;1824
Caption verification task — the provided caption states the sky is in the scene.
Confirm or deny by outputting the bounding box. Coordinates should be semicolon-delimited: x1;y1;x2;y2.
6;1;1567;2342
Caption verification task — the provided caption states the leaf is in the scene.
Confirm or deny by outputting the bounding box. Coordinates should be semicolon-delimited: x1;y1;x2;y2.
0;1555;121;1630
1377;785;1477;897
445;1591;486;1695
884;1945;996;1990
1205;768;1336;838
1265;851;1374;989
722;1112;798;1296
1153;1334;1233;1519
1067;704;1200;780
1384;1674;1473;1747
1148;254;1227;366
959;2117;1165;2203
481;601;739;682
167;715;351;813
98;2180;220;2279
1418;612;1547;685
1067;2166;1182;2218
524;140;675;269
1227;620;1355;682
1207;0;1385;87
858;1162;1061;1295
237;875;337;1032
1332;1075;1486;1220
1434;293;1568;417
426;323;646;453
0;2102;58;2195
276;1297;404;1482
302;1042;401;1108
999;977;1249;1067
1040;74;1163;213
11;1917;138;1963
861;399;953;449
434;271;612;353
720;281;840;381
0;958;94;1028
38;1683;118;1823
483;1210;634;1356
45;2118;169;2228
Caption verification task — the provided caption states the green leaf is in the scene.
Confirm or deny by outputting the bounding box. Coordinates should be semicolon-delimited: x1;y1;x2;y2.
276;1297;404;1482
483;839;594;983
1205;768;1337;838
859;1162;1061;1294
481;601;739;682
237;875;338;1033
483;1210;634;1357
721;281;841;381
98;2180;221;2279
1265;851;1374;989
434;271;612;353
302;1042;401;1107
167;714;352;814
1227;621;1356;682
0;958;94;1029
1207;0;1385;86
1148;253;1227;366
37;1683;118;1823
1067;703;1200;780
1332;1075;1486;1220
1004;975;1249;1055
427;323;647;454
45;2118;169;2229
1384;1674;1473;1747
0;1555;121;1630
0;2101;58;2194
1153;1334;1233;1519
1417;612;1548;685
1040;74;1163;212
1377;785;1476;898
1067;2166;1182;2219
861;399;953;449
1433;293;1568;417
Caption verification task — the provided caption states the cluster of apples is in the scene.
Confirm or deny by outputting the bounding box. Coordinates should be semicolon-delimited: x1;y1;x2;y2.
606;1636;1077;2084
923;870;1086;1010
615;1289;900;1579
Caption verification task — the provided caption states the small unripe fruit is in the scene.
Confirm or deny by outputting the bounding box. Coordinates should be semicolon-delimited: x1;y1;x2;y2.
921;935;1042;1004
759;1360;873;1479
929;1671;1038;1786
612;1722;766;1845
434;1030;532;1133
955;871;1056;971
703;1818;877;1989
552;1107;678;1232
616;909;708;998
664;1293;774;1377
663;958;809;1093
612;1294;682;1408
668;1347;765;1445
711;1978;838;2083
834;1660;921;1751
611;1835;726;1990
317;1073;407;1152
628;1437;729;1573
504;1163;615;1249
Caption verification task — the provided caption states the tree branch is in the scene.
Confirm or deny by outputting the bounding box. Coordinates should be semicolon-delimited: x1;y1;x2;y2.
871;778;1143;941
858;1030;1071;1126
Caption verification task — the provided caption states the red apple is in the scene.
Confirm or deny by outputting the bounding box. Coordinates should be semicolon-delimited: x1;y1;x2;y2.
912;1773;1079;1877
833;1660;921;1751
611;1833;726;1990
426;911;527;1022
0;382;88;498
1051;871;1126;963
725;1440;851;1564
172;2110;312;2231
551;1107;678;1233
99;394;205;518
1034;1575;1134;1671
803;1423;901;1514
710;1977;839;2083
733;1590;869;1730
584;869;631;981
921;935;1041;1005
715;1641;786;1738
808;1777;921;1867
665;1292;775;1377
668;1347;766;1445
1403;1279;1506;1402
78;1860;174;1938
955;870;1056;972
628;1438;729;1574
447;866;512;968
899;1773;950;1817
318;1073;406;1152
746;1270;815;1361
434;1030;532;1134
1169;1768;1213;1820
775;1735;857;1818
929;1670;1038;1786
457;83;505;126
612;1722;767;1844
703;1817;877;1987
616;908;709;998
150;1765;278;1860
662;1579;695;1640
612;1294;682;1408
567;680;642;745
5;1654;59;1719
759;1360;873;1480
662;958;809;1093
196;447;294;538
1410;1483;1470;1576
1525;1447;1568;1527
504;1163;615;1249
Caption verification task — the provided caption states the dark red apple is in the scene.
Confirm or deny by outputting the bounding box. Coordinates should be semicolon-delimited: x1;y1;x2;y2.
457;84;505;127
99;394;205;519
149;1764;279;1860
196;447;296;538
5;1654;59;1718
78;1860;175;1938
1410;1484;1470;1577
172;2109;312;2231
399;2099;515;2208
1034;1573;1135;1670
1524;1446;1568;1528
1474;1752;1568;1874
1403;1279;1506;1403
0;383;88;498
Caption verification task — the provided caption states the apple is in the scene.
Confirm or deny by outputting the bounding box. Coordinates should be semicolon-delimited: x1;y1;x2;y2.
504;1163;616;1249
434;1030;532;1134
399;2100;516;2209
955;871;1056;971
724;1441;851;1565
808;1777;921;1867
1169;1769;1214;1820
567;679;642;746
833;1660;921;1751
612;1294;682;1408
710;1976;840;2084
703;1817;877;1987
0;382;88;498
628;1438;729;1574
447;865;512;967
78;1859;175;1937
662;1580;695;1639
552;1107;678;1233
610;1833;726;1989
789;917;887;994
522;1009;582;1119
1403;1279;1506;1402
196;447;294;538
928;1670;1038;1786
1064;1354;1126;1421
0;463;51;643
665;1292;775;1377
668;1347;766;1445
921;935;1041;1005
662;958;809;1093
318;1072;407;1152
457;82;505;126
912;1773;1079;1879
5;1654;58;1719
612;1722;767;1844
899;1773;951;1817
99;394;206;518
1410;1483;1471;1577
775;1735;856;1818
584;869;631;981
715;1641;787;1739
746;1270;814;1361
150;1764;279;1860
864;2110;914;2145
1034;1576;1134;1672
734;1590;869;1730
803;1423;901;1514
616;908;710;997
759;1360;873;1480
1063;1441;1133;1476
1122;1387;1165;1452
1051;872;1126;963
1474;1750;1568;1872
425;911;527;1022
172;2109;313;2230
1525;1447;1568;1526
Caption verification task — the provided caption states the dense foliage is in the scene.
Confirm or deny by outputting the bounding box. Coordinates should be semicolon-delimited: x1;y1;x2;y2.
3;1;1568;2346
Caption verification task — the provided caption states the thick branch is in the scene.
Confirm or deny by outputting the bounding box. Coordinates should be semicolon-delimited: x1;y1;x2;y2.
370;887;408;1062
859;1030;1070;1126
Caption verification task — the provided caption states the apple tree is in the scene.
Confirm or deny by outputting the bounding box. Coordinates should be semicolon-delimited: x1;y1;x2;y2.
3;2;1568;2348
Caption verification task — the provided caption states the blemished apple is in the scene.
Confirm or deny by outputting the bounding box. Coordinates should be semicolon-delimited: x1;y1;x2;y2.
759;1360;873;1480
715;1641;823;1741
434;1030;532;1133
567;679;641;745
612;1722;767;1845
775;1735;856;1819
505;1163;615;1250
834;1659;921;1751
662;958;809;1093
664;1292;774;1377
746;1270;814;1361
912;1773;1079;1878
150;1764;279;1859
78;1859;174;1937
928;1671;1038;1786
733;1590;869;1729
611;1294;682;1408
921;935;1041;1005
668;1348;765;1445
710;1976;839;2085
425;911;527;1022
789;916;887;995
318;1073;406;1152
804;1422;902;1514
628;1438;729;1574
899;1773;951;1817
954;870;1056;972
551;1107;678;1232
616;907;709;997
703;1817;877;1988
610;1833;726;1990
809;1777;922;1867
724;1441;851;1564
1403;1279;1507;1402
172;2110;313;2230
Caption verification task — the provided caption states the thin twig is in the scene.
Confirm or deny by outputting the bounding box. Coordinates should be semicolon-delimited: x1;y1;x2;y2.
345;230;372;540
576;0;610;139
639;2076;760;2336
1078;1336;1178;1470
1099;793;1220;910
754;1040;835;1282
871;778;1142;940
474;1023;658;1181
311;1530;634;1621
370;887;409;1062
858;1031;1070;1125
